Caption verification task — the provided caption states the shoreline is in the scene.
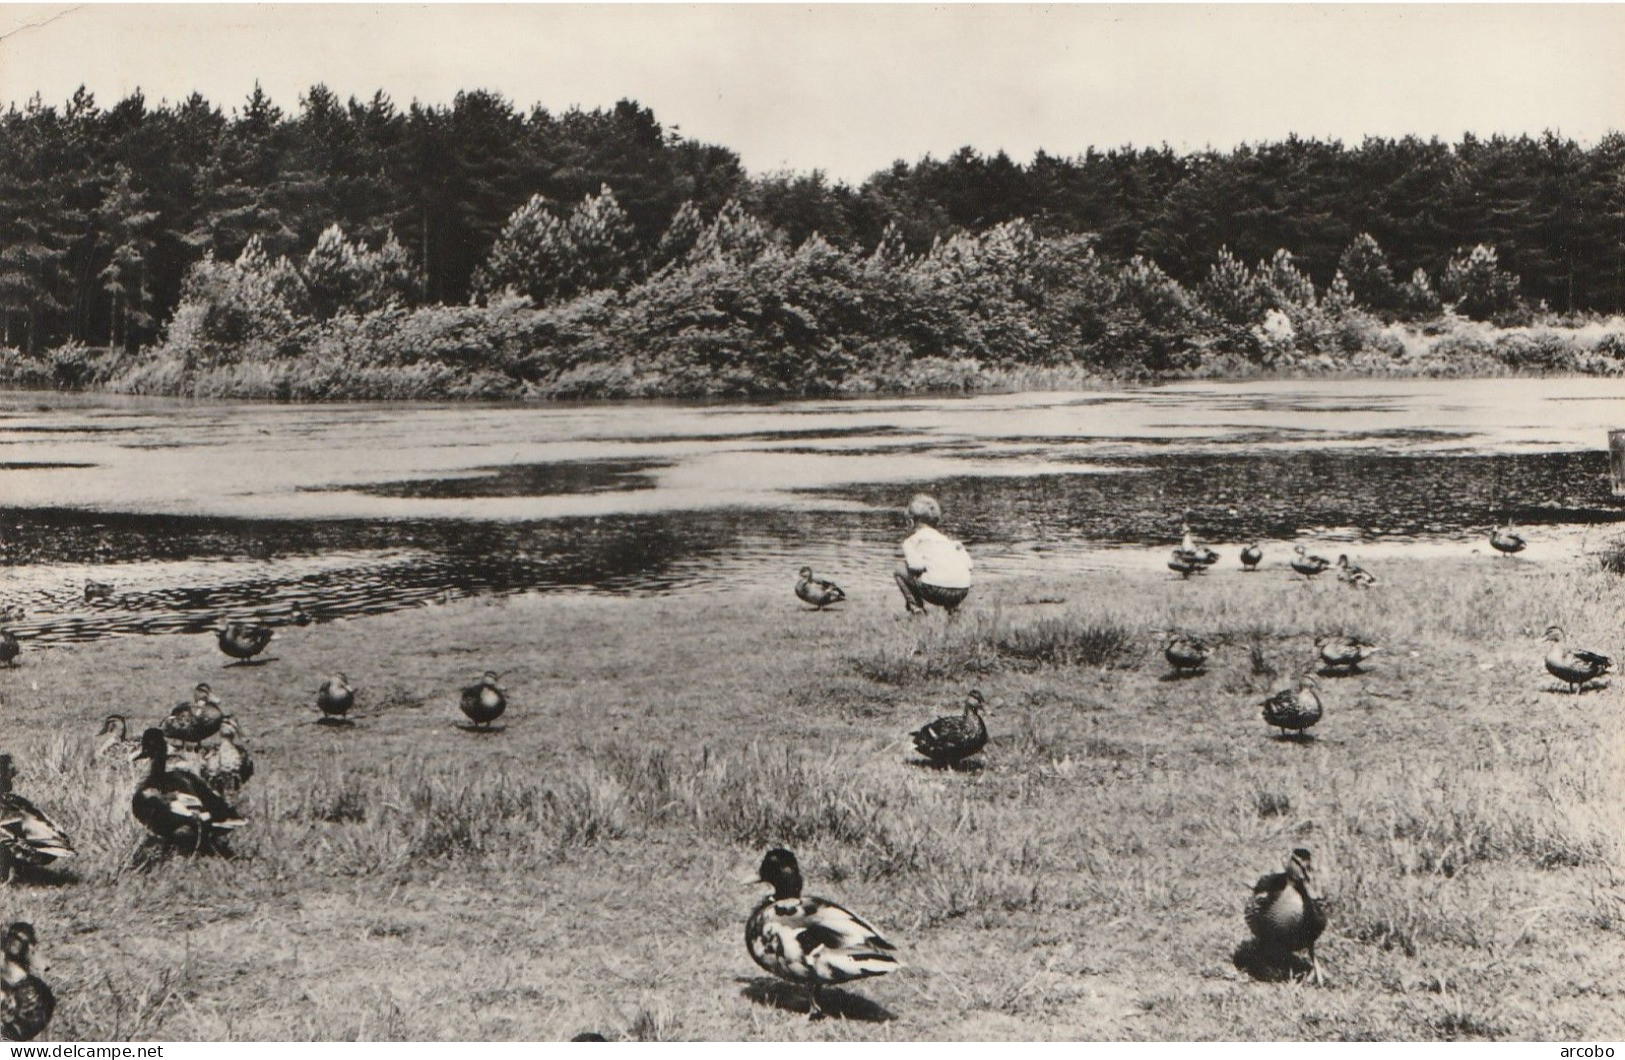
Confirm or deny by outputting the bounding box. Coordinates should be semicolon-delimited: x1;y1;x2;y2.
2;557;1622;1039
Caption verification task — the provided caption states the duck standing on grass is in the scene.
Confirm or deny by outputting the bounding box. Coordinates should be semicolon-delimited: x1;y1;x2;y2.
1167;549;1204;579
909;689;989;766
201;717;253;796
1316;636;1379;674
1542;626;1612;694
1162;633;1211;674
1335;554;1376;587
1262;675;1323;738
795;568;846;610
217;619;274;664
131;728;246;853
1290;545;1330;578
97;714;142;760
1;922;54;1041
0;755;75;883
460;671;507;729
162;683;224;747
1240;543;1263;572
1489;523;1526;557
317;673;356;723
745;848;901;1019
1245;848;1328;984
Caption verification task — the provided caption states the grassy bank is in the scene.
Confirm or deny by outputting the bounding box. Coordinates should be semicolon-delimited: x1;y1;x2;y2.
2;554;1622;1040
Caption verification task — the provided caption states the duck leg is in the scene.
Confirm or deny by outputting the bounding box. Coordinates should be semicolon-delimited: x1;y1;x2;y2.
1308;943;1323;986
807;984;823;1020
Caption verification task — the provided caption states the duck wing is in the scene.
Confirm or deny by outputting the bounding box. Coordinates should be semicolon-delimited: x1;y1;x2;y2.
0;794;75;862
781;896;901;983
1571;648;1613;671
911;714;985;759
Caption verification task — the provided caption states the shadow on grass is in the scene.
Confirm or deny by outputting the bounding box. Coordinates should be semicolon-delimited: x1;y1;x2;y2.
1268;731;1319;744
315;716;356;728
1158;669;1206;682
1544;680;1611;696
1316;666;1363;678
129;833;242;870
908;757;985;774
223;656;278;668
1231;939;1316;983
737;977;896;1023
455;722;509;735
2;863;80;888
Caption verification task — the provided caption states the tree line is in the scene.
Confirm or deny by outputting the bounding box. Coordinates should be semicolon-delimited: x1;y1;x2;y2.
0;83;1622;365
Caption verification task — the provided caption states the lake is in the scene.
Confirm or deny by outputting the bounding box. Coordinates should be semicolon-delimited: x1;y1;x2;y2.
2;377;1623;643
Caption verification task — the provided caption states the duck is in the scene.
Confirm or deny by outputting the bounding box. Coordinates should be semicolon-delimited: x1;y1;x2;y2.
200;717;253;796
1167;549;1204;579
162;683;224;746
795;568;846;610
1542;626;1612;694
1163;633;1211;674
1262;675;1323;737
1316;635;1379;674
1290;545;1331;578
0;756;75;883
1240;543;1263;572
289;601;312;626
1;922;54;1042
460;671;506;729
1177;523;1220;567
317;673;356;722
96;714;143;761
131;728;246;852
217;620;274;663
1245;847;1328;984
909;689;989;766
83;579;114;602
1335;554;1376;588
1489;524;1526;557
745;848;901;1018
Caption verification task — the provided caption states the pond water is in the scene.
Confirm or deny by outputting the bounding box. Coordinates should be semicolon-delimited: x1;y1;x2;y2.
2;378;1623;643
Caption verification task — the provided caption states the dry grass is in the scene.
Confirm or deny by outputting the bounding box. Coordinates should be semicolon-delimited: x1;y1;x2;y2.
1;554;1622;1040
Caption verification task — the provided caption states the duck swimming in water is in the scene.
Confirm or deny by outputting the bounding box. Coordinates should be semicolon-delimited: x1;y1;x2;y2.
745;848;901;1018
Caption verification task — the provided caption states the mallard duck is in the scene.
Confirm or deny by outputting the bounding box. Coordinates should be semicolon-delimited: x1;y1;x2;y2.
131;728;246;852
317;672;356;722
1290;546;1330;578
1240;543;1263;571
1168;549;1204;579
200;717;253;796
1489;525;1526;557
909;689;989;765
1163;633;1211;673
460;671;506;729
217;620;274;663
162;683;224;746
0;630;16;668
1;922;54;1042
1335;554;1376;588
96;714;142;760
1245;848;1328;984
83;579;113;602
570;1033;608;1042
1543;626;1612;694
795;568;846;610
289;601;312;626
0;756;75;883
1262;676;1322;737
745;848;901;1018
1316;635;1378;674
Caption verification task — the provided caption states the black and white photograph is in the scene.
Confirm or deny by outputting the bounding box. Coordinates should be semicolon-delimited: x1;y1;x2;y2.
0;2;1623;1044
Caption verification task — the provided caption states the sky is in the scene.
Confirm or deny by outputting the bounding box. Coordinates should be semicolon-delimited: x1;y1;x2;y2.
0;3;1620;185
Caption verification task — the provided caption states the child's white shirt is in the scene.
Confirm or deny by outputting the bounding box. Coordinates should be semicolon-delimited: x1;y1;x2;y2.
902;525;973;588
